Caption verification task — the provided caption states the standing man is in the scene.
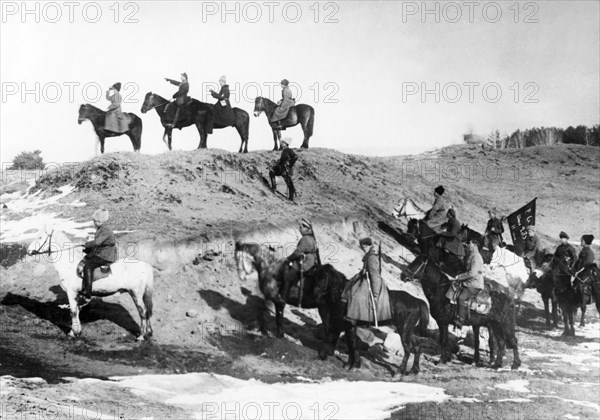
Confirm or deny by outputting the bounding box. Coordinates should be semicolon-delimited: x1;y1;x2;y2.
423;185;447;233
450;240;484;328
269;138;297;201
523;225;541;273
281;219;319;300
270;79;295;131
484;209;505;251
554;231;578;272
164;72;190;128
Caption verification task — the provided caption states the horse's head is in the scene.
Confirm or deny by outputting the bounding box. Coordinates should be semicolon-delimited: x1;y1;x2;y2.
253;97;264;117
392;204;402;219
78;104;90;124
406;218;419;237
141;92;156;113
27;224;56;256
234;242;261;281
401;256;428;282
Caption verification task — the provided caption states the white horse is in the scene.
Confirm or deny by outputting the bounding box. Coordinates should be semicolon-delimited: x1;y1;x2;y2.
487;246;530;298
392;198;426;220
27;226;154;340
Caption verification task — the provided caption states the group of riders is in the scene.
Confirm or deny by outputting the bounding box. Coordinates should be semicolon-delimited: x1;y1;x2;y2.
103;73;294;134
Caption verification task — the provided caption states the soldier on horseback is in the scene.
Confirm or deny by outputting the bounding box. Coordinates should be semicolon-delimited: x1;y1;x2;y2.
105;82;128;132
484;209;505;251
449;240;484;328
437;208;465;259
164;72;190;128
270;79;295;131
523;225;542;273
269;138;298;201
573;235;596;275
554;231;578;272
423;185;447;233
207;75;235;133
78;209;118;305
281;219;319;300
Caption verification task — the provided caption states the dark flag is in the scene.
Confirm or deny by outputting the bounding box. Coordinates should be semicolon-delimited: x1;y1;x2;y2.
507;198;537;256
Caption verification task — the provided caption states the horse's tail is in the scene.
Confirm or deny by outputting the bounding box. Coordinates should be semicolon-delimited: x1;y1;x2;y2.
306;108;315;138
418;300;430;336
143;266;153;319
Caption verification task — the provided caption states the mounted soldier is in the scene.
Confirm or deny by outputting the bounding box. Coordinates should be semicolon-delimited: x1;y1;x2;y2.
207;75;235;133
554;231;578;273
484;209;505;251
437;208;465;260
164;72;190;128
448;240;484;328
78;209;118;305
270;79;295;131
423;185;447;233
573;235;596;276
269;138;297;201
523;225;542;273
343;237;391;325
281;218;320;300
104;82;128;133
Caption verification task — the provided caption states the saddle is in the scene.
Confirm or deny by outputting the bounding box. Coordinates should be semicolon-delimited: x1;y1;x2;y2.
445;283;492;315
287;265;319;301
76;261;112;281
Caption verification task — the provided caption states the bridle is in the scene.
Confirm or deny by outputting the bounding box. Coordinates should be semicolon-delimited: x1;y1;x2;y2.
30;230;55;255
403;258;429;282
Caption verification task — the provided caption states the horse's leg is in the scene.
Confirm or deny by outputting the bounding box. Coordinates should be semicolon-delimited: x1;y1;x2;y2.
394;314;410;376
488;327;496;366
317;306;334;359
507;330;521;370
580;301;586;327
473;325;481;366
543;295;551;327
274;299;286;338
271;129;279;151
491;328;506;369
438;323;452;364
301;122;309;149
551;293;559;328
197;124;207;149
99;136;106;154
128;291;147;341
66;288;82;337
344;321;360;370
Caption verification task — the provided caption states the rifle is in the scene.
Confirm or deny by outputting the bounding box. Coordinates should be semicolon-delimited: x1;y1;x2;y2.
365;271;379;328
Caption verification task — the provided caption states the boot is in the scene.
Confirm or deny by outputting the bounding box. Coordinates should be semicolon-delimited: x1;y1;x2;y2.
455;302;467;328
171;108;180;128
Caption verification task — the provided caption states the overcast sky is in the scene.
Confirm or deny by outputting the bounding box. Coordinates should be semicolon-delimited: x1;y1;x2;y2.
1;1;598;163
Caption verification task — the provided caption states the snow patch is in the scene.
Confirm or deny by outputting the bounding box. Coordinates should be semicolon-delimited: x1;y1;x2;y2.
494;380;530;393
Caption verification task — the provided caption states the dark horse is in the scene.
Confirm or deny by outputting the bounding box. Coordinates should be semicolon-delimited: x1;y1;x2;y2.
403;256;521;369
78;104;142;154
253;97;315;150
235;242;430;375
543;256;600;335
141;92;250;153
525;253;559;328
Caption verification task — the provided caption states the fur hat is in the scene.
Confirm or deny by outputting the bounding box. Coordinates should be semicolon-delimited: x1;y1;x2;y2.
582;235;594;245
181;72;188;80
281;137;292;146
92;208;109;224
112;82;122;91
559;231;569;239
219;75;227;83
434;185;444;195
359;237;373;246
280;79;289;86
447;208;456;217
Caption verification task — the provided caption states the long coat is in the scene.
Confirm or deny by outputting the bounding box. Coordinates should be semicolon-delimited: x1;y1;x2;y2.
167;79;189;105
104;90;128;133
554;243;578;271
84;223;118;263
287;233;318;272
573;246;596;273
424;196;447;232
523;234;541;263
211;84;235;126
455;246;484;290
439;216;464;257
270;86;295;122
345;248;391;322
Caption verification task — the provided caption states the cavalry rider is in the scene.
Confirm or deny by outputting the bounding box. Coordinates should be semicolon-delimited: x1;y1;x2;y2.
79;209;118;304
164;72;190;128
554;231;578;273
104;82;127;132
281;219;319;300
523;225;541;273
423;185;447;233
270;79;295;131
269;138;298;201
437;208;464;258
206;75;235;134
484;209;505;251
449;240;484;328
573;235;596;276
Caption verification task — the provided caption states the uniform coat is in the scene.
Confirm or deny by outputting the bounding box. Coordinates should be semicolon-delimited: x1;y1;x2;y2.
439;215;464;257
554;243;578;271
84;223;118;263
270;86;295;122
167;79;190;105
104;90;128;133
455;246;484;290
573;246;596;273
287;233;317;272
424;195;447;232
211;84;235;126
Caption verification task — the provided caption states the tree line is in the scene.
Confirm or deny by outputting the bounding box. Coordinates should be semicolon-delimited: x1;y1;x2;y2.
482;124;600;149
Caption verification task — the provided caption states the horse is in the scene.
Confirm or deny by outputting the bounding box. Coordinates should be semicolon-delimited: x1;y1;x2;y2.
78;104;142;154
525;253;559;328
235;242;430;375
402;255;521;370
141;92;250;153
392;198;426;220
27;227;154;340
253;97;315;150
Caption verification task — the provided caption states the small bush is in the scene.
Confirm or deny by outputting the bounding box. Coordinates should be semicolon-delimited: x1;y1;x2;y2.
10;150;45;170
